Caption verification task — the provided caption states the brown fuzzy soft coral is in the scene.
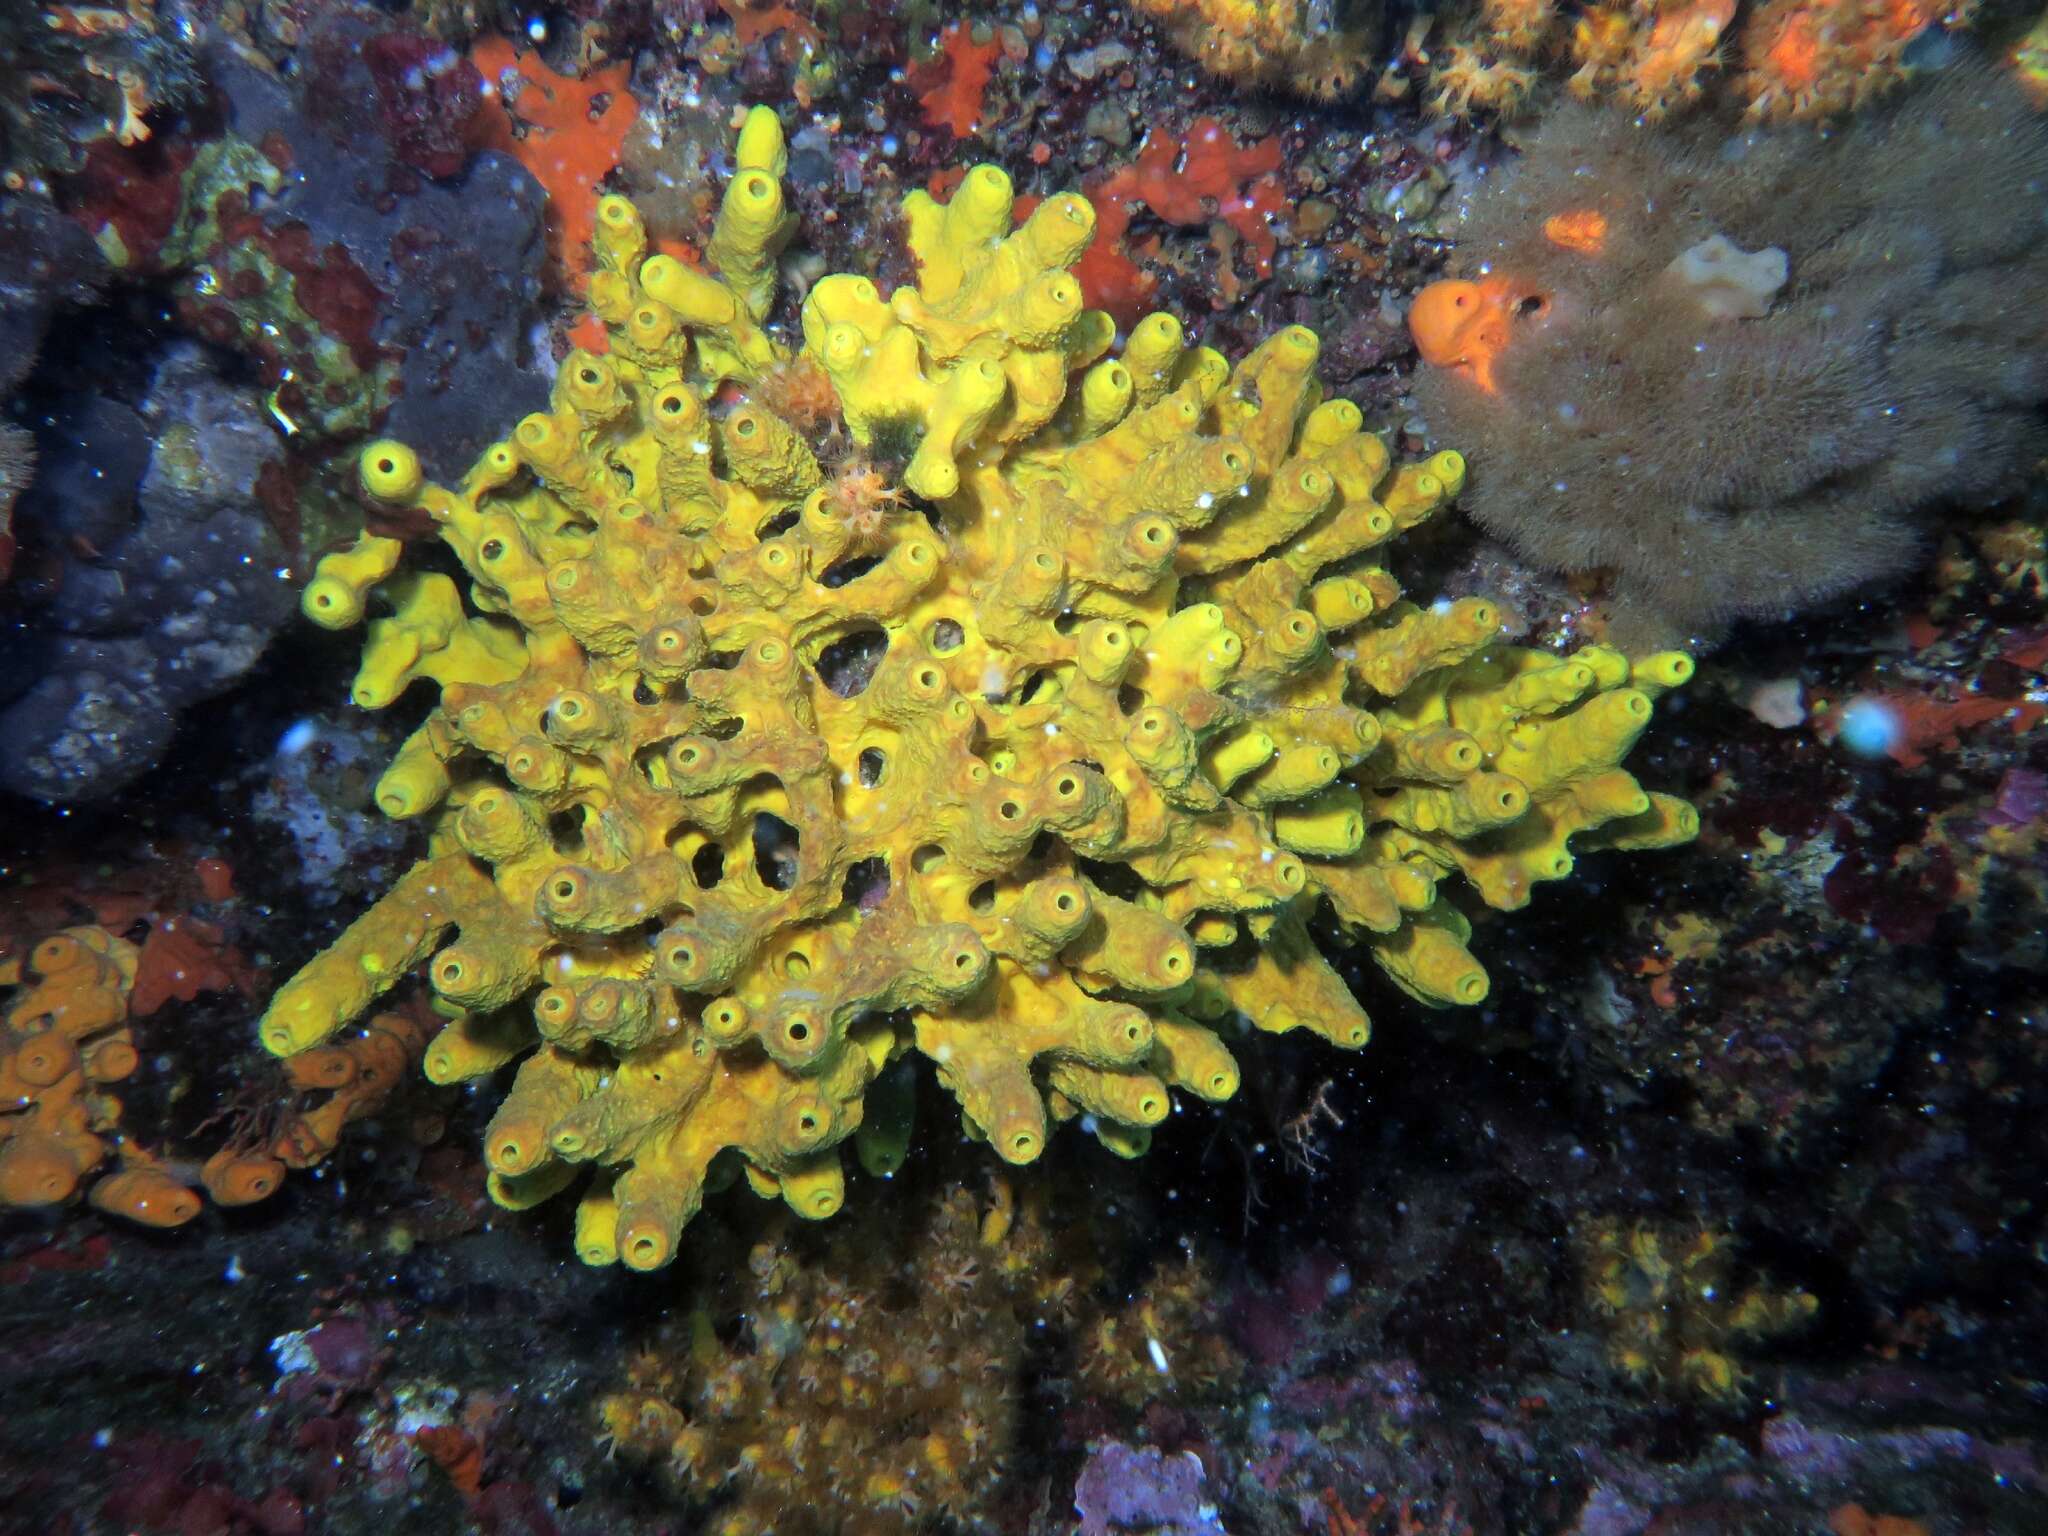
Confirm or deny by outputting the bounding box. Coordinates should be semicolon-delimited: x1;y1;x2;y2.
0;423;31;573
1410;65;2048;646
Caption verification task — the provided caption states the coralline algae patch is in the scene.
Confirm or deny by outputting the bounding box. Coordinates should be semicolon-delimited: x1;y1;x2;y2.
470;37;638;291
261;104;1695;1270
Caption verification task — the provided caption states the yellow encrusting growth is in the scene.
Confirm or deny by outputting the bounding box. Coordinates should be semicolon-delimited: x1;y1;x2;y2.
263;107;1695;1268
1124;0;1379;99
601;1186;1071;1536
1583;1217;1819;1397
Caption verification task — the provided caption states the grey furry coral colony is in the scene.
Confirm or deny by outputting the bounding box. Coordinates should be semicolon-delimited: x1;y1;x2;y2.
1409;64;2048;648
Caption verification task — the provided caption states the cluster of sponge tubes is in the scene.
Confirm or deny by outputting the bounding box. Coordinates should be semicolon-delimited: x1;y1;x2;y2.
0;925;423;1228
260;108;1697;1272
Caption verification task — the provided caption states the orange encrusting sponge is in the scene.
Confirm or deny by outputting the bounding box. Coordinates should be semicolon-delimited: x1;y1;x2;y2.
1;924;419;1229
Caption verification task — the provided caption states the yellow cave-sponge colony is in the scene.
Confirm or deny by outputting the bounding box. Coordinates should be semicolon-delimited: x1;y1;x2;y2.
262;106;1698;1271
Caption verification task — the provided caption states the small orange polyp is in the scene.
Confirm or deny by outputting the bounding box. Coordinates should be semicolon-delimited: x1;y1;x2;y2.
1763;15;1823;90
1543;209;1609;256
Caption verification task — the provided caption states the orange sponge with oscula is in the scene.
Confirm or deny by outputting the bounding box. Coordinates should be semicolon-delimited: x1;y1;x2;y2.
1411;208;1604;394
0;927;142;1212
90;1161;203;1228
1409;276;1549;394
202;1146;289;1206
2;925;418;1227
